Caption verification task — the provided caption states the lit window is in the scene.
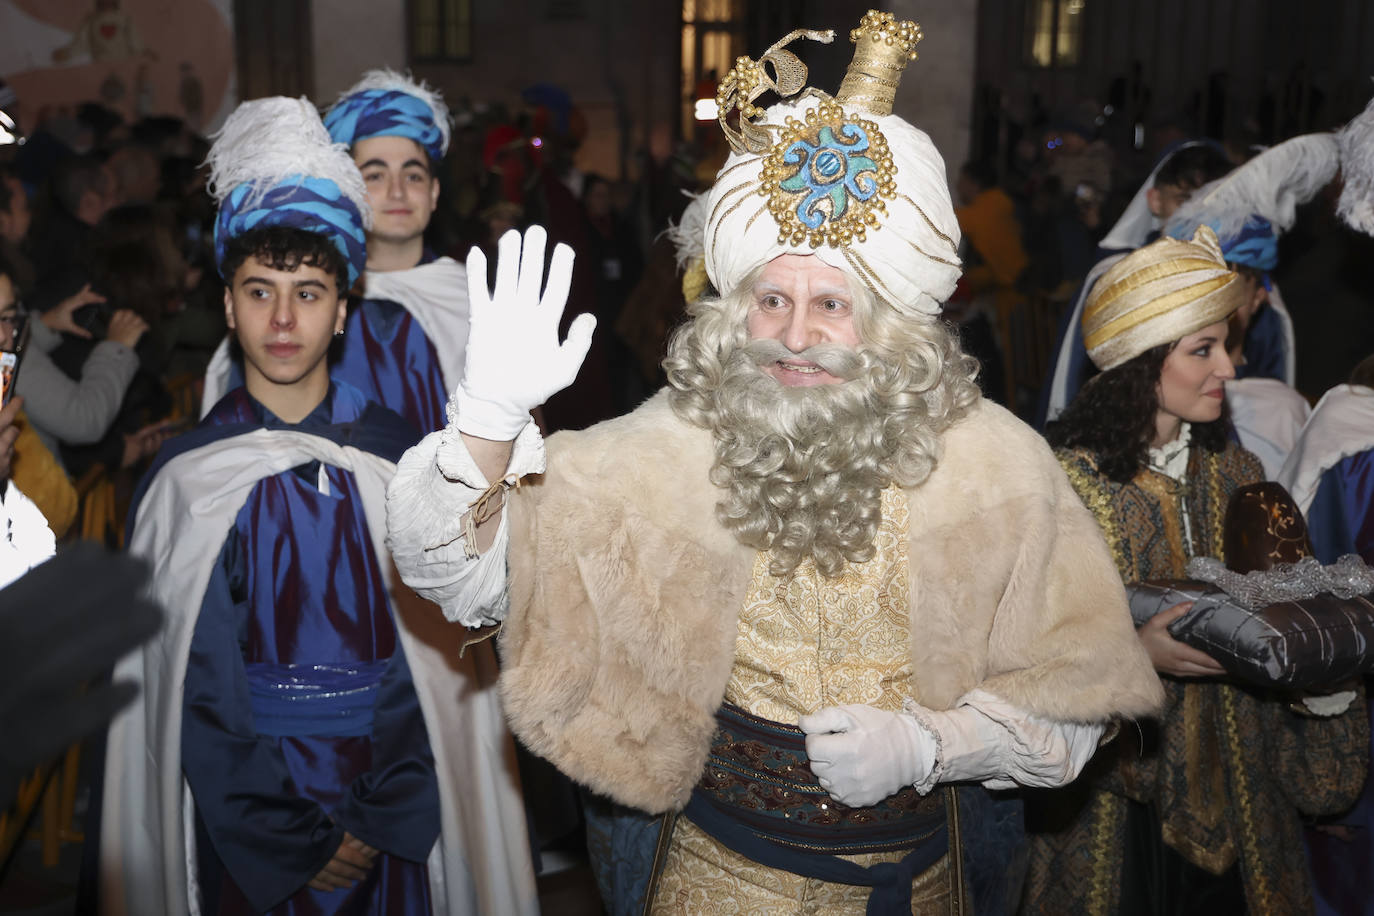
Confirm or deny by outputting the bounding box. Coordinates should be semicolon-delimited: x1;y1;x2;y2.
1026;0;1085;68
681;0;742;136
410;0;471;63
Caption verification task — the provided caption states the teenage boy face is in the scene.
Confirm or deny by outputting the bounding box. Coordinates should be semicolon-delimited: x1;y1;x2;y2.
223;255;346;392
353;135;439;244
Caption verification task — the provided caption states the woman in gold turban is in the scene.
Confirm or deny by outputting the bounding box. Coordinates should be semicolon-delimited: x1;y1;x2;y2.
1023;227;1368;914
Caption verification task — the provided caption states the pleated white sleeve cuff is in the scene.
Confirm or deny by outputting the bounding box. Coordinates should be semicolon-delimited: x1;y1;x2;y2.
911;688;1106;792
386;419;544;628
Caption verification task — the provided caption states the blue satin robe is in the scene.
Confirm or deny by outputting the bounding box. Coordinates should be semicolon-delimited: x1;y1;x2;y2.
1303;448;1374;916
332;250;448;435
178;383;439;915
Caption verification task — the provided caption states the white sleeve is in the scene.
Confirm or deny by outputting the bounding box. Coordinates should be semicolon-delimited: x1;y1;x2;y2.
910;687;1105;792
386;418;545;628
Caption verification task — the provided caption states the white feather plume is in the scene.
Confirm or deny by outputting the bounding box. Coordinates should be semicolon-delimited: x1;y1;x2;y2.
335;68;452;157
1337;87;1374;236
1165;133;1340;242
205;96;371;228
666;192;709;271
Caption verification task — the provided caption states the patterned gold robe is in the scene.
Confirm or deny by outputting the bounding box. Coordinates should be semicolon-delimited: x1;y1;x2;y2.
652;487;952;914
1023;441;1370;915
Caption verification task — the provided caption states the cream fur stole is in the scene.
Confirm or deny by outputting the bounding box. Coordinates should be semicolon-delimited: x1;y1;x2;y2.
502;391;1163;813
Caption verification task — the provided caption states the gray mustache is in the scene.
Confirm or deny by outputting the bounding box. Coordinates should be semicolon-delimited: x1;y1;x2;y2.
743;339;864;380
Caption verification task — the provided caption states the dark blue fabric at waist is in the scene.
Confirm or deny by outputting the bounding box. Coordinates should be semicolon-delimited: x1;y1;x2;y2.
683;702;949;916
694;701;946;855
245;660;388;738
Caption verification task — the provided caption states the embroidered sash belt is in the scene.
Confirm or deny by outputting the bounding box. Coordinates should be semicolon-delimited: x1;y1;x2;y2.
244;660;388;738
682;702;947;916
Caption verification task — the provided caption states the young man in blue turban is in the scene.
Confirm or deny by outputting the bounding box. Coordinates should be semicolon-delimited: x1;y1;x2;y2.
320;70;468;434
201;72;468;436
100;97;536;916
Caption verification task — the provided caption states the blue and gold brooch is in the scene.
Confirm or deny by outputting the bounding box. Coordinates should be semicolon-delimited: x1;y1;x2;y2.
715;11;918;249
761;98;896;248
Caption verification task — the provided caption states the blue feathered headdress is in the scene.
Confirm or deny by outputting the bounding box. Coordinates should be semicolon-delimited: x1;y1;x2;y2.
1165;133;1339;272
207;97;371;288
323;69;451;163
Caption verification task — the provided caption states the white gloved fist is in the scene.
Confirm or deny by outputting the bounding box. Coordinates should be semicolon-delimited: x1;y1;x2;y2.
455;226;596;440
800;703;937;808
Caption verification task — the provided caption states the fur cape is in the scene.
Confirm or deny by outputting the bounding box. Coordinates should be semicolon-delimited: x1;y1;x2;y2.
501;391;1163;814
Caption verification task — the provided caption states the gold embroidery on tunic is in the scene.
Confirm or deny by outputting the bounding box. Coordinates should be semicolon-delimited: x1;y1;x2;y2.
654;487;927;911
726;486;914;720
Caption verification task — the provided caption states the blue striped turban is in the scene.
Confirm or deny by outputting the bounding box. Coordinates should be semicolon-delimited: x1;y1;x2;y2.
324;89;447;163
1214;215;1278;272
1168;213;1278;277
214;176;369;288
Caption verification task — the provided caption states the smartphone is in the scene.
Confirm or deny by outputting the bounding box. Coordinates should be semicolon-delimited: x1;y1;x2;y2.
1;316;30;407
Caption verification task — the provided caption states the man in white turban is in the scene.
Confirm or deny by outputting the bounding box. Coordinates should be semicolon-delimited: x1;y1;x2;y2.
386;12;1162;914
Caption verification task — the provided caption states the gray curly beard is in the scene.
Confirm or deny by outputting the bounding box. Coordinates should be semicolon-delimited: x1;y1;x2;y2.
701;340;945;577
665;293;982;578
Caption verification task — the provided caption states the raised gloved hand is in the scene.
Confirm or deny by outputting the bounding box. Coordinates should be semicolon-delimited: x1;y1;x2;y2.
800;703;937;808
454;226;596;441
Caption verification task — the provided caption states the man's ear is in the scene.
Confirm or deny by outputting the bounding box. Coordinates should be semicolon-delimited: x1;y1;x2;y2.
334;295;347;335
429;177;441;210
223;286;236;330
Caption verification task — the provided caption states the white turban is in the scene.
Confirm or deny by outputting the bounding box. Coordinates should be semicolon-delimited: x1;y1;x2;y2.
702;93;962;316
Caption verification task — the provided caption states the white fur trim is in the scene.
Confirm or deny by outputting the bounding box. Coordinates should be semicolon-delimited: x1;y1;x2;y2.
666;192;708;272
1165;133;1340;243
1337;86;1374;236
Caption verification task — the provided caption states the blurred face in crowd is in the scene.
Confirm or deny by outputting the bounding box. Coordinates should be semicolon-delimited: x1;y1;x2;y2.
0;274;17;351
0;176;30;244
1146;181;1192;220
583;180;611;221
1154;319;1235;443
354;135;439;245
224;256;345;409
745;254;862;388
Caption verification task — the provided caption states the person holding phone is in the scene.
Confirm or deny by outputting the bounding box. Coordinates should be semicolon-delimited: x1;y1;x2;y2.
8;263;150;473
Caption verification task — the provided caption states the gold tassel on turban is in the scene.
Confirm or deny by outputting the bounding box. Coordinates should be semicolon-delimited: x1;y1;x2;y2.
1082;225;1246;372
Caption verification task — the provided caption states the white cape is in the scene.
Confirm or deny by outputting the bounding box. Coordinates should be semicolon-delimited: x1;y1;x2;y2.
100;428;536;915
1225;376;1311;480
1278;384;1374;514
202;258;470;418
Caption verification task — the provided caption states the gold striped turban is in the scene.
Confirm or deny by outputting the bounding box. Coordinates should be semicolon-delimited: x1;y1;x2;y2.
1082;225;1245;371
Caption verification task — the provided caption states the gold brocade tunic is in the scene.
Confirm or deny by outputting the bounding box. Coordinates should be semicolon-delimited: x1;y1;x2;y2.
652;488;951;915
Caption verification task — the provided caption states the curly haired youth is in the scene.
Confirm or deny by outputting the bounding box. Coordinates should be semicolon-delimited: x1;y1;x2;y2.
221;225;350;293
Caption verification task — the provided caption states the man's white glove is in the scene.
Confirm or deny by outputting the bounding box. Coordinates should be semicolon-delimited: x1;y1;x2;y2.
800;704;937;808
802;692;1106;807
454;226;596;441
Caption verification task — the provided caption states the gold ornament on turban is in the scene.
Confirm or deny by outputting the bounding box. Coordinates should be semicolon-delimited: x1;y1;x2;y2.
702;10;962;317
